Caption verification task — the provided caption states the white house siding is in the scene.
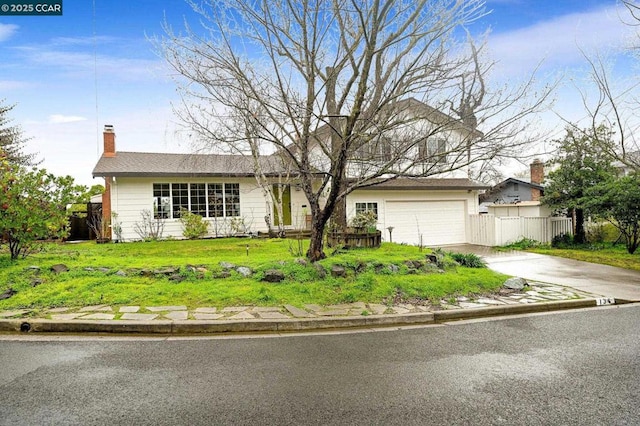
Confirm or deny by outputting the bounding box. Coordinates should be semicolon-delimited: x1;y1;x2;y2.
109;177;270;241
347;189;480;246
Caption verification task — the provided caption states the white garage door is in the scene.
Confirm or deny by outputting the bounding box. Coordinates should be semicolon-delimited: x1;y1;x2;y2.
385;200;466;246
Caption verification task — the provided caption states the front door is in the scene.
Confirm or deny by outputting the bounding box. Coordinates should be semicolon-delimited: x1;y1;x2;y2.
272;184;292;226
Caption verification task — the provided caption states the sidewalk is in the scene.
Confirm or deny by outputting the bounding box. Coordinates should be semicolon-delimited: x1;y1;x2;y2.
0;281;619;334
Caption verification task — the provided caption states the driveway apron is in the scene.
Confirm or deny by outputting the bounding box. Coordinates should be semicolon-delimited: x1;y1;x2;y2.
441;245;640;302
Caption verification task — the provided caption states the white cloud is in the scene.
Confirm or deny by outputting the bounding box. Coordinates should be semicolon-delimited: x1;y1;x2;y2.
488;6;634;78
0;23;18;42
48;114;88;124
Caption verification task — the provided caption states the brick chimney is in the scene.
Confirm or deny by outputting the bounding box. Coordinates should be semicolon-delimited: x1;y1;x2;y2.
103;124;116;157
530;159;544;201
101;124;114;238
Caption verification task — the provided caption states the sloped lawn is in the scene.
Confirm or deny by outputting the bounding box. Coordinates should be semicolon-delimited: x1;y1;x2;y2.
527;244;640;272
0;239;507;312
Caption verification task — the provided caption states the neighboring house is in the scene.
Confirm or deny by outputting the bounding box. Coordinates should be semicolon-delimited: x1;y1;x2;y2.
479;159;545;215
613;151;640;176
93;106;489;246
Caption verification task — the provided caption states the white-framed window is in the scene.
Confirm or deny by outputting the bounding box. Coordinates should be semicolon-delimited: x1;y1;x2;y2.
353;136;392;161
153;183;171;219
418;138;447;164
355;202;378;217
153;182;241;219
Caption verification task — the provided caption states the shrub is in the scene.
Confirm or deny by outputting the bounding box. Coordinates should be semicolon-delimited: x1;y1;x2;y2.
179;209;209;239
450;252;486;268
552;233;574;248
503;238;541;250
133;209;165;241
350;210;378;230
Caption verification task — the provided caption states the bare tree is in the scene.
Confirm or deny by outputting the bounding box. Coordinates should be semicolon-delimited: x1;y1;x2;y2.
159;0;553;261
570;1;640;171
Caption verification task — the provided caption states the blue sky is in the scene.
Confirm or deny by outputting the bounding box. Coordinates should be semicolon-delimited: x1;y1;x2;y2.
0;0;635;186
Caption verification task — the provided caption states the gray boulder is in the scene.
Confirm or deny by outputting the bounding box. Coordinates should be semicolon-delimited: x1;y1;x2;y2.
220;261;235;269
313;263;327;279
262;269;285;283
50;264;69;274
388;264;400;274
331;265;346;278
503;277;527;290
236;266;253;277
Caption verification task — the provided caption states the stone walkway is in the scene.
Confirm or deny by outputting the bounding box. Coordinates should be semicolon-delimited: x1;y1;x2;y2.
0;282;599;321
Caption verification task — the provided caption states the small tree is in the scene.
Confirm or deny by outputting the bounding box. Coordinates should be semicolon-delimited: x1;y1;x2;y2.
178;208;209;239
542;125;617;244
0;100;37;166
588;174;640;254
133;209;165;241
0;155;83;259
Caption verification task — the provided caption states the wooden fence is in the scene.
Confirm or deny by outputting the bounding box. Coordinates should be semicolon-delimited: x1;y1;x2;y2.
468;215;573;246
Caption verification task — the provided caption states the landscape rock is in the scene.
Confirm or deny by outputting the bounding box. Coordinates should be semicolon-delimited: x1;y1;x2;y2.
405;260;424;269
262;269;285;283
31;278;44;287
139;269;154;277
169;274;185;283
213;271;231;279
388;264;400;273
503;277;528;290
331;265;346;278
313;263;327;279
154;267;178;276
295;258;308;267
50;264;69;274
220;261;235;269
115;270;127;277
98;267;110;273
425;254;438;264
26;266;41;273
236;266;252;277
0;288;17;300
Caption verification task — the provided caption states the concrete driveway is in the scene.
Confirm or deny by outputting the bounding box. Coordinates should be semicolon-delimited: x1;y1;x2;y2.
442;245;640;302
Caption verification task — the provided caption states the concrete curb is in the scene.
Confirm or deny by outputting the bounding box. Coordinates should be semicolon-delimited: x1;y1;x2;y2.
0;298;629;335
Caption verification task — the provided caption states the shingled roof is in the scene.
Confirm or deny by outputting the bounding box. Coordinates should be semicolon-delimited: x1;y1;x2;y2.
92;151;287;178
354;177;490;191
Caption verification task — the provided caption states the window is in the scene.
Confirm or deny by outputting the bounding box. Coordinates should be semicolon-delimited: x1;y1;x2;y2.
190;183;207;217
355;202;378;217
153;183;170;219
171;183;189;218
225;183;241;217
154;182;241;219
418;138;447;164
207;184;224;218
354;136;392;161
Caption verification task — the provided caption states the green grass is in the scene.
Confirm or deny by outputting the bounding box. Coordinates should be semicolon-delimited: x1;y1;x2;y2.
527;244;640;272
0;239;508;312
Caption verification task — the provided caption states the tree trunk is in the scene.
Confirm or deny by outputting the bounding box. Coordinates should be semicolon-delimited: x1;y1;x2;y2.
574;208;586;244
306;212;328;262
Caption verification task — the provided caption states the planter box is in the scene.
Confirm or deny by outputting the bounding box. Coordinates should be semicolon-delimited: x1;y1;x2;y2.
327;230;382;249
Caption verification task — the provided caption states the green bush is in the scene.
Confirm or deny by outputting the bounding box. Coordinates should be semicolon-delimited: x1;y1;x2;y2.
503;238;542;250
552;233;573;248
450;252;486;268
179;209;209;239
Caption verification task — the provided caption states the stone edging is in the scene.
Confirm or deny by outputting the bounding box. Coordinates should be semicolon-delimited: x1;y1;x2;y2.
0;298;632;335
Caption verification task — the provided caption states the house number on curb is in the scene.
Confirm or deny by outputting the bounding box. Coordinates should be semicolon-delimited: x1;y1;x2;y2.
596;298;615;306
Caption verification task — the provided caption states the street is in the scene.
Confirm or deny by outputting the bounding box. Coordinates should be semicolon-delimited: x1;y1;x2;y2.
1;305;638;425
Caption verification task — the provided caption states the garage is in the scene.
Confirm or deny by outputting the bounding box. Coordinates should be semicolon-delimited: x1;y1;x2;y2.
385;200;467;246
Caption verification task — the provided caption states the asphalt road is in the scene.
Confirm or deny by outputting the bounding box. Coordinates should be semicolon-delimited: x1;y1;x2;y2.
1;305;638;425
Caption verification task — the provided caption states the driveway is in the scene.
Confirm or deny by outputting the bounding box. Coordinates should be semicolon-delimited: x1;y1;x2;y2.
442;245;640;302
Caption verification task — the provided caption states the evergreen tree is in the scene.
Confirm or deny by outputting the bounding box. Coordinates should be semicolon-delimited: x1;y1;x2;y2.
542;125;617;244
0;100;37;166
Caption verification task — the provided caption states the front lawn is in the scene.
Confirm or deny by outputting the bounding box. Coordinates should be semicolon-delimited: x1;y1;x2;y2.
0;239;508;312
527;244;640;271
